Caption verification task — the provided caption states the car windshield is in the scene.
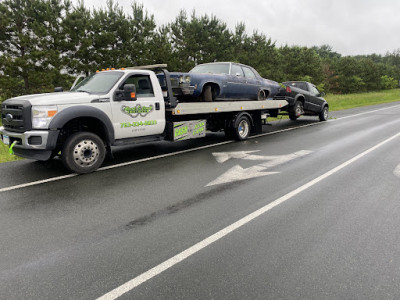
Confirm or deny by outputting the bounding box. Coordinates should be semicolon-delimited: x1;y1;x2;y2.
189;63;230;75
71;72;124;94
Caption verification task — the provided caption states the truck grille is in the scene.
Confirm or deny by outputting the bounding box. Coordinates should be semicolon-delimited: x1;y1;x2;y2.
1;100;32;132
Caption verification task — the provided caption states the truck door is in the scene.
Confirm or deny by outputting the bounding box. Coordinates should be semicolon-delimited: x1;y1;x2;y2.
111;73;166;139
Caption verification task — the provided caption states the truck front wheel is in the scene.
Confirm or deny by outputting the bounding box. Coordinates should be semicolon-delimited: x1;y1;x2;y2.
61;132;106;174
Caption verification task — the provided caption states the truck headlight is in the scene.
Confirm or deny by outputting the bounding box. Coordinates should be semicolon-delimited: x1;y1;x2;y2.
32;106;58;129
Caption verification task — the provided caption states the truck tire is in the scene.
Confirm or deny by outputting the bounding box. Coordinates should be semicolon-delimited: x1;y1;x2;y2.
202;85;213;102
319;105;329;122
233;115;251;141
289;100;303;120
61;132;106;174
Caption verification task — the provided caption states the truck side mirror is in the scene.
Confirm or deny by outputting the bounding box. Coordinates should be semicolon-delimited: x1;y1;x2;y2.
115;84;137;101
319;92;326;97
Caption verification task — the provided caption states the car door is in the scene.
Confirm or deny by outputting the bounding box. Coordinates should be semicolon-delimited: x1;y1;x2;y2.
242;66;260;100
111;73;166;139
307;84;325;112
226;64;246;99
295;82;314;111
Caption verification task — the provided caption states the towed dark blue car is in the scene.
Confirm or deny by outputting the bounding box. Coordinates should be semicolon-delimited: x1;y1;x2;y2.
169;62;280;102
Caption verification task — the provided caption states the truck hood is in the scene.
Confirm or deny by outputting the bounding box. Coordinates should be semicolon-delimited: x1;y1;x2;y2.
9;92;105;106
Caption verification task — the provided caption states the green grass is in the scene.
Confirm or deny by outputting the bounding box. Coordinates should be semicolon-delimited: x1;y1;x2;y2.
0;142;22;163
1;89;400;164
326;89;400;111
0;118;22;163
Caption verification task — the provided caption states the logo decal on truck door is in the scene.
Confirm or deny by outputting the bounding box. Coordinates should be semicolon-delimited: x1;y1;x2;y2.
121;104;154;118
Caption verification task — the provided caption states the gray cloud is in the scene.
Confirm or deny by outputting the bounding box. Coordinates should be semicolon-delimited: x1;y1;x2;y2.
76;0;400;55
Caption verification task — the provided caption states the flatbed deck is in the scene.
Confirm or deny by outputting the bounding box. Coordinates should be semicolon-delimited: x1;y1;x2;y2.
167;99;288;115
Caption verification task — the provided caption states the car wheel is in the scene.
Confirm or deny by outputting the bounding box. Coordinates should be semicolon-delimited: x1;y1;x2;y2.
61;132;106;174
257;90;266;101
202;85;213;102
233;115;251;141
289;101;303;120
319;105;329;121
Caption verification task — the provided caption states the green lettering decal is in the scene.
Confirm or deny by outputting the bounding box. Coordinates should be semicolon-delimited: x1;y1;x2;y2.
120;120;157;128
121;104;154;118
174;126;188;138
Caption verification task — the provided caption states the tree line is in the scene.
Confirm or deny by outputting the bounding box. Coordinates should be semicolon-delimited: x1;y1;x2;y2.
0;0;399;100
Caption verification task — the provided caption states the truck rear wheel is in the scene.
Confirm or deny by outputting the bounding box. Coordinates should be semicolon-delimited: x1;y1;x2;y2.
61;132;106;174
233;115;251;141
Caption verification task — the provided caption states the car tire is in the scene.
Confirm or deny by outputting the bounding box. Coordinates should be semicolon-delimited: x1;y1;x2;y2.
233;115;251;141
289;101;303;120
319;105;329;122
202;85;213;102
257;90;266;101
61;132;106;174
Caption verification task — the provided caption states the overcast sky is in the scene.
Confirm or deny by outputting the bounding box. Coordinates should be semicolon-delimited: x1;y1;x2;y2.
75;0;400;56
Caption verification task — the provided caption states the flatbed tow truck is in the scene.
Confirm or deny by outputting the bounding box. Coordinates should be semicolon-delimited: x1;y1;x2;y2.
0;65;288;173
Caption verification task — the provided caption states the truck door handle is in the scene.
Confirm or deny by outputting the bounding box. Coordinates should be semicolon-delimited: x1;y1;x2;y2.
155;103;160;110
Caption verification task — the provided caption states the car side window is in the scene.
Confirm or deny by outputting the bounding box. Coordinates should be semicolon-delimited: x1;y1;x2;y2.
231;64;244;77
242;67;256;79
310;85;320;96
299;83;308;91
122;75;154;98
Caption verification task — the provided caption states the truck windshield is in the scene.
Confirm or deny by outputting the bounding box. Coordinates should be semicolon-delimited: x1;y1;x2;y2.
71;72;124;94
190;63;230;75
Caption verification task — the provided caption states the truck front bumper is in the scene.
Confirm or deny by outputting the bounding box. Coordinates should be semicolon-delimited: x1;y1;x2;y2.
0;126;59;160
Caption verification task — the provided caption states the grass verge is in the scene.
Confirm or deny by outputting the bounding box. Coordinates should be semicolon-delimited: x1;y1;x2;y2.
0;89;400;164
0;118;22;163
0;142;22;163
326;89;400;111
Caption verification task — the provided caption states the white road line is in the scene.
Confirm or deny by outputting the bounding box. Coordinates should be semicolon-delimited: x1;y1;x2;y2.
1;103;400;193
394;163;400;178
0;174;78;193
0;141;233;193
334;103;400;120
96;131;400;300
249;103;400;139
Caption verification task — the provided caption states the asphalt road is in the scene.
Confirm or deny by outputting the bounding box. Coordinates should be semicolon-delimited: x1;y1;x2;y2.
1;102;400;299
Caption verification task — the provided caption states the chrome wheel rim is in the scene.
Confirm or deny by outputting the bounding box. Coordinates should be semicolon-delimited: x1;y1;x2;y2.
296;103;302;116
72;139;100;168
238;120;249;138
324;108;328;119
